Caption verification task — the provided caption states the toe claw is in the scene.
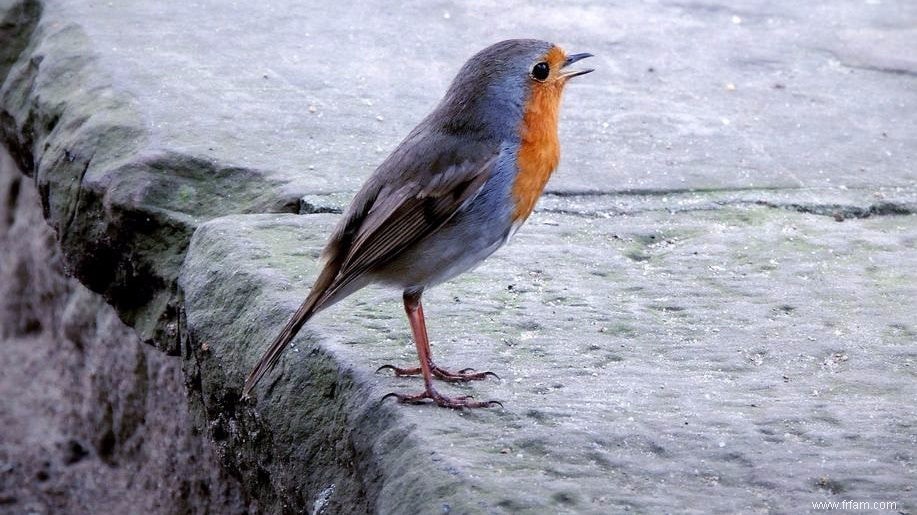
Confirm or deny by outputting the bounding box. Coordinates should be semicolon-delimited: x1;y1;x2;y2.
483;371;501;380
376;364;423;377
458;367;476;374
486;400;504;409
381;392;401;402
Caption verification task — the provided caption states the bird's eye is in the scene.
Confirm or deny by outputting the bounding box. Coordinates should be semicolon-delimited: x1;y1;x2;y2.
531;62;550;81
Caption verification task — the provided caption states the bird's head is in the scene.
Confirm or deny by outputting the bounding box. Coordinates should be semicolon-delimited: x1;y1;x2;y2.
434;39;593;142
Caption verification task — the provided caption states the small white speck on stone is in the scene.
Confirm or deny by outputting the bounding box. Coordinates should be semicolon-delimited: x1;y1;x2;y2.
731;15;742;24
311;485;335;515
718;441;726;448
443;11;451;19
376;115;384;122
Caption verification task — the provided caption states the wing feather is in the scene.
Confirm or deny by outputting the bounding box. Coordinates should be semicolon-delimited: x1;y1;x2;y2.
337;157;495;278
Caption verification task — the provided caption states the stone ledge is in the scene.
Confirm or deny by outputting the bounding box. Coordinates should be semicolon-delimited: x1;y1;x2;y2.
179;208;915;512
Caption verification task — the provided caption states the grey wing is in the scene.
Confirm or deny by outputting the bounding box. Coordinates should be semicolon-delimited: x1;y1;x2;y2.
315;145;499;306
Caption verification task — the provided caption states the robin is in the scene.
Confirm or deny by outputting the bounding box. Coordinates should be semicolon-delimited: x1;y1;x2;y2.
243;39;593;408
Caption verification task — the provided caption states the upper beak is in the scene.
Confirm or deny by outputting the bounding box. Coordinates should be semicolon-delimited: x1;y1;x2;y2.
561;52;594;79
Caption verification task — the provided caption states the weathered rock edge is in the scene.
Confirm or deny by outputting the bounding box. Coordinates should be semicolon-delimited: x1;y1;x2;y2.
0;145;249;515
0;0;300;349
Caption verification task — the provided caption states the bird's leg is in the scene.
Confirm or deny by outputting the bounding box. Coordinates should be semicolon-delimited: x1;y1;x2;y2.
381;291;501;409
376;293;499;382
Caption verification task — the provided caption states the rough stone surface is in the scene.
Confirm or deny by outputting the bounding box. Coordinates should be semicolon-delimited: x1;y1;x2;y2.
1;0;915;512
181;207;916;513
0;148;248;514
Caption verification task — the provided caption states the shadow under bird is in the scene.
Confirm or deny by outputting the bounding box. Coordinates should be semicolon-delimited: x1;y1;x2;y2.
243;39;593;408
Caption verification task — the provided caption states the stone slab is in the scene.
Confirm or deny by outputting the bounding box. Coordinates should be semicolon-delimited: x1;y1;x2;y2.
180;206;916;513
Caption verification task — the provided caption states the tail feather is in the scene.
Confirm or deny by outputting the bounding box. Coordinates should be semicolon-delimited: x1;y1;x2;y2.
242;262;342;398
242;291;320;397
243;180;379;397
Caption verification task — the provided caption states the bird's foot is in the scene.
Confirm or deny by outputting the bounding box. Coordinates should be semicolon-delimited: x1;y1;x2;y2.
376;363;499;382
382;388;502;409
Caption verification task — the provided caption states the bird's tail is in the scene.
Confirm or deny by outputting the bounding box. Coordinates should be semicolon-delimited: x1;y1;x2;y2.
242;263;340;398
242;292;319;398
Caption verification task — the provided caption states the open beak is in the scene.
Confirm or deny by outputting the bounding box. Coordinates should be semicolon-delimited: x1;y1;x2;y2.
561;52;594;79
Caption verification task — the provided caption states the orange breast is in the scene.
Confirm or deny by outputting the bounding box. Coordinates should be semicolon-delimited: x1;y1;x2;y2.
512;50;565;223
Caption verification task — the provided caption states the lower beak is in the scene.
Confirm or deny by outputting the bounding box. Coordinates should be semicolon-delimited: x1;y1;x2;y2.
561;52;594;79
